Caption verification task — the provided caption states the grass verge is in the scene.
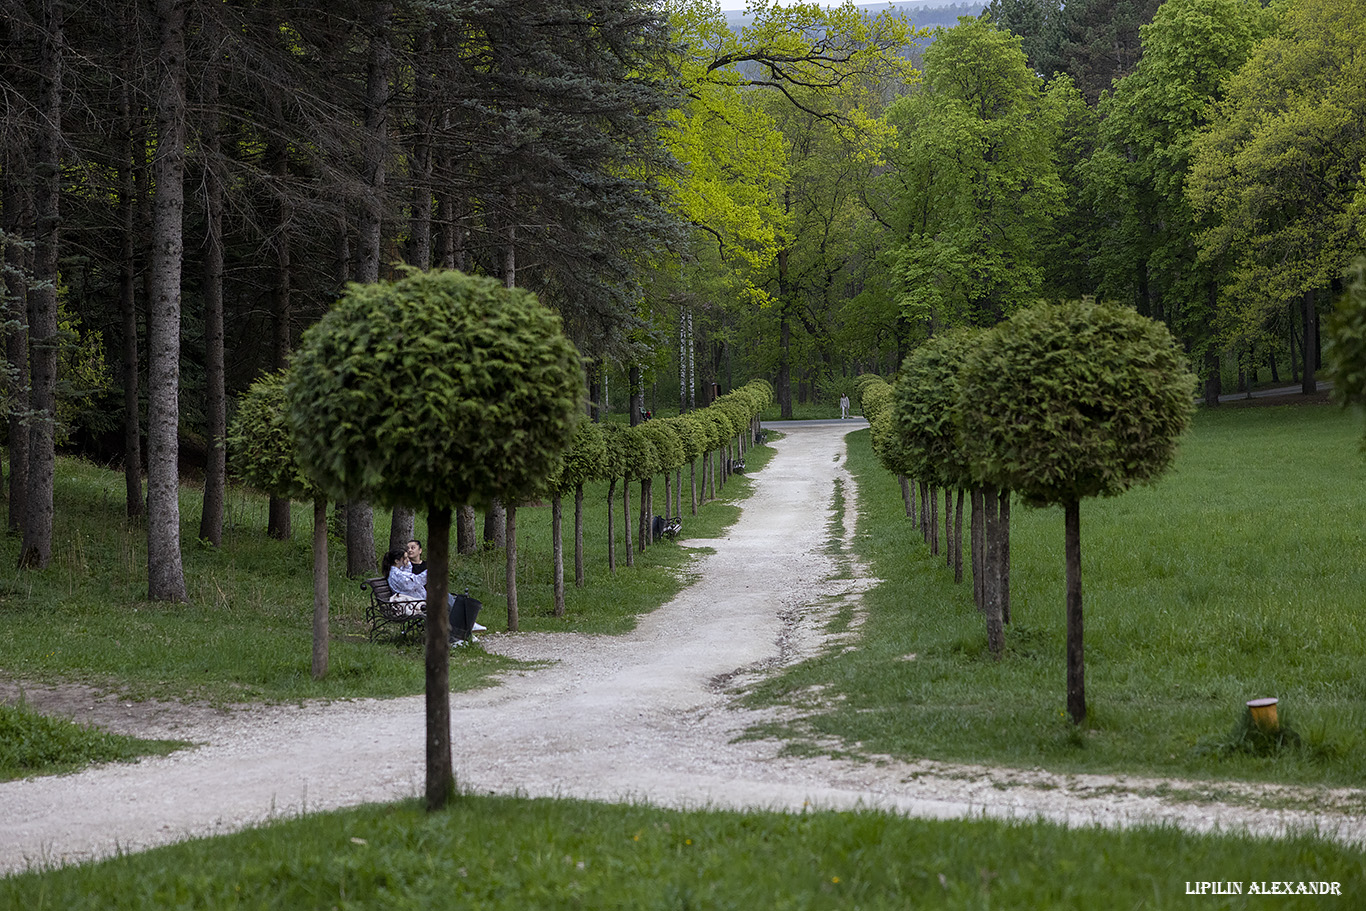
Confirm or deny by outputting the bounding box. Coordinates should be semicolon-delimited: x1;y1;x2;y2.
3;794;1362;907
743;404;1366;790
0;698;182;782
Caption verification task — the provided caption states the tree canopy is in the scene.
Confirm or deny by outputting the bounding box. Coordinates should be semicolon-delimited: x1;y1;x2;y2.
285;269;584;510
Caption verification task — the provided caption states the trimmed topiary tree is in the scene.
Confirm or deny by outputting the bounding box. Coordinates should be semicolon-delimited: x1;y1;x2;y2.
285;269;582;810
547;420;607;615
228;370;331;680
617;425;657;567
891;331;999;633
670;414;710;516
958;300;1196;724
637;419;683;547
599;423;627;574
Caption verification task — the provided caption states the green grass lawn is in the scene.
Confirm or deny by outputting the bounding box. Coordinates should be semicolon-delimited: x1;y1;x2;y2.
743;403;1366;790
0;699;182;781
0;442;771;710
4;410;1366;902
3;794;1361;908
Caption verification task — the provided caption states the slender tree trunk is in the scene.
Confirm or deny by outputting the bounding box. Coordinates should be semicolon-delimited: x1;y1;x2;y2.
629;364;642;425
505;504;518;631
982;485;1003;659
19;0;61;568
456;504;476;555
311;497;329;679
777;247;793;419
116;30;142;520
928;486;939;557
606;478;617;573
919;481;930;541
689;460;697;515
1288;302;1300;382
587;359;601;422
899;476;912;517
1302;288;1319;395
198;22;225;547
638;478;650;551
939;486;950;566
552;493;565;617
346;0;392;578
1065;499;1085;724
953;488;964;584
999;490;1011;624
424;504;454;810
145;0;188;599
574;483;585;586
622;476;634;566
3;181;30;536
971;487;984;610
266;122;292;542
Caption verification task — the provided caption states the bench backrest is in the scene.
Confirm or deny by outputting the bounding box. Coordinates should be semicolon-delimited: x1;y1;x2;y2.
364;577;395;601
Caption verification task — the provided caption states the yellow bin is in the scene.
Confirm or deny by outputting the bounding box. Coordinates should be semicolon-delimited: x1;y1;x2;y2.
1247;697;1279;732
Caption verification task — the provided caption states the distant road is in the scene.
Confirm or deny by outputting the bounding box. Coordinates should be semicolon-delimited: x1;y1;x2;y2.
762;417;869;429
1217;381;1333;404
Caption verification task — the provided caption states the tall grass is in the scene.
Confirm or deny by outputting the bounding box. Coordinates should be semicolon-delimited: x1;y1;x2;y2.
0;440;771;706
745;404;1366;787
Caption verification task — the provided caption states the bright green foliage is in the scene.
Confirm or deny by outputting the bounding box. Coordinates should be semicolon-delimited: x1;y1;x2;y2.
550;420;608;495
638;420;685;474
860;379;893;424
870;408;915;478
619;425;660;482
958;300;1197;505
1327;258;1366;440
882;16;1066;328
713;399;748;442
705;404;740;443
663;1;790;277
598;423;626;479
1188;0;1366;330
668;415;709;464
285;270;584;510
890;330;980;488
228;370;318;501
1085;0;1276;353
853;373;886;403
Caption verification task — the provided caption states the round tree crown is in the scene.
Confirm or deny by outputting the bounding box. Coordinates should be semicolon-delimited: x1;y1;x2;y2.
958;300;1197;504
285;269;584;510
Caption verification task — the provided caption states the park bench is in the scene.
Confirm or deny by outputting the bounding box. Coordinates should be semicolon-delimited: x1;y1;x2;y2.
361;577;426;642
361;578;486;644
652;514;683;540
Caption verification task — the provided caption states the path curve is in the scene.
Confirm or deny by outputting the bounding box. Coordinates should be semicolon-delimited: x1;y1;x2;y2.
1;422;1362;875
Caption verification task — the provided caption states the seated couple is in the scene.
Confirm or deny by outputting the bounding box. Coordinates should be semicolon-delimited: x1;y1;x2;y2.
381;541;486;645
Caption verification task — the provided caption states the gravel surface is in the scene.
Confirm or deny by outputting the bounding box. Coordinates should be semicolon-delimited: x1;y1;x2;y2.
2;421;1362;876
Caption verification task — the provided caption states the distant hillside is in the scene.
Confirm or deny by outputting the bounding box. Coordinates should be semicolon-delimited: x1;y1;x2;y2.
723;2;988;34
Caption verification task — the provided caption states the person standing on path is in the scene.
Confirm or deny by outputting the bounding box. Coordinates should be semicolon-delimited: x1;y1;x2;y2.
839;393;850;419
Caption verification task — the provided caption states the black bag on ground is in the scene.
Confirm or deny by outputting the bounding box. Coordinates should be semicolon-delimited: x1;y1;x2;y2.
450;593;482;641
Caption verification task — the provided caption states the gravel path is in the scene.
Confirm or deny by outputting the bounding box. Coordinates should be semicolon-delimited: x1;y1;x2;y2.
2;421;1362;876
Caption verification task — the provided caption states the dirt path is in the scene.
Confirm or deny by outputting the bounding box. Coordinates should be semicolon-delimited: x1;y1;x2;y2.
2;422;1362;875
